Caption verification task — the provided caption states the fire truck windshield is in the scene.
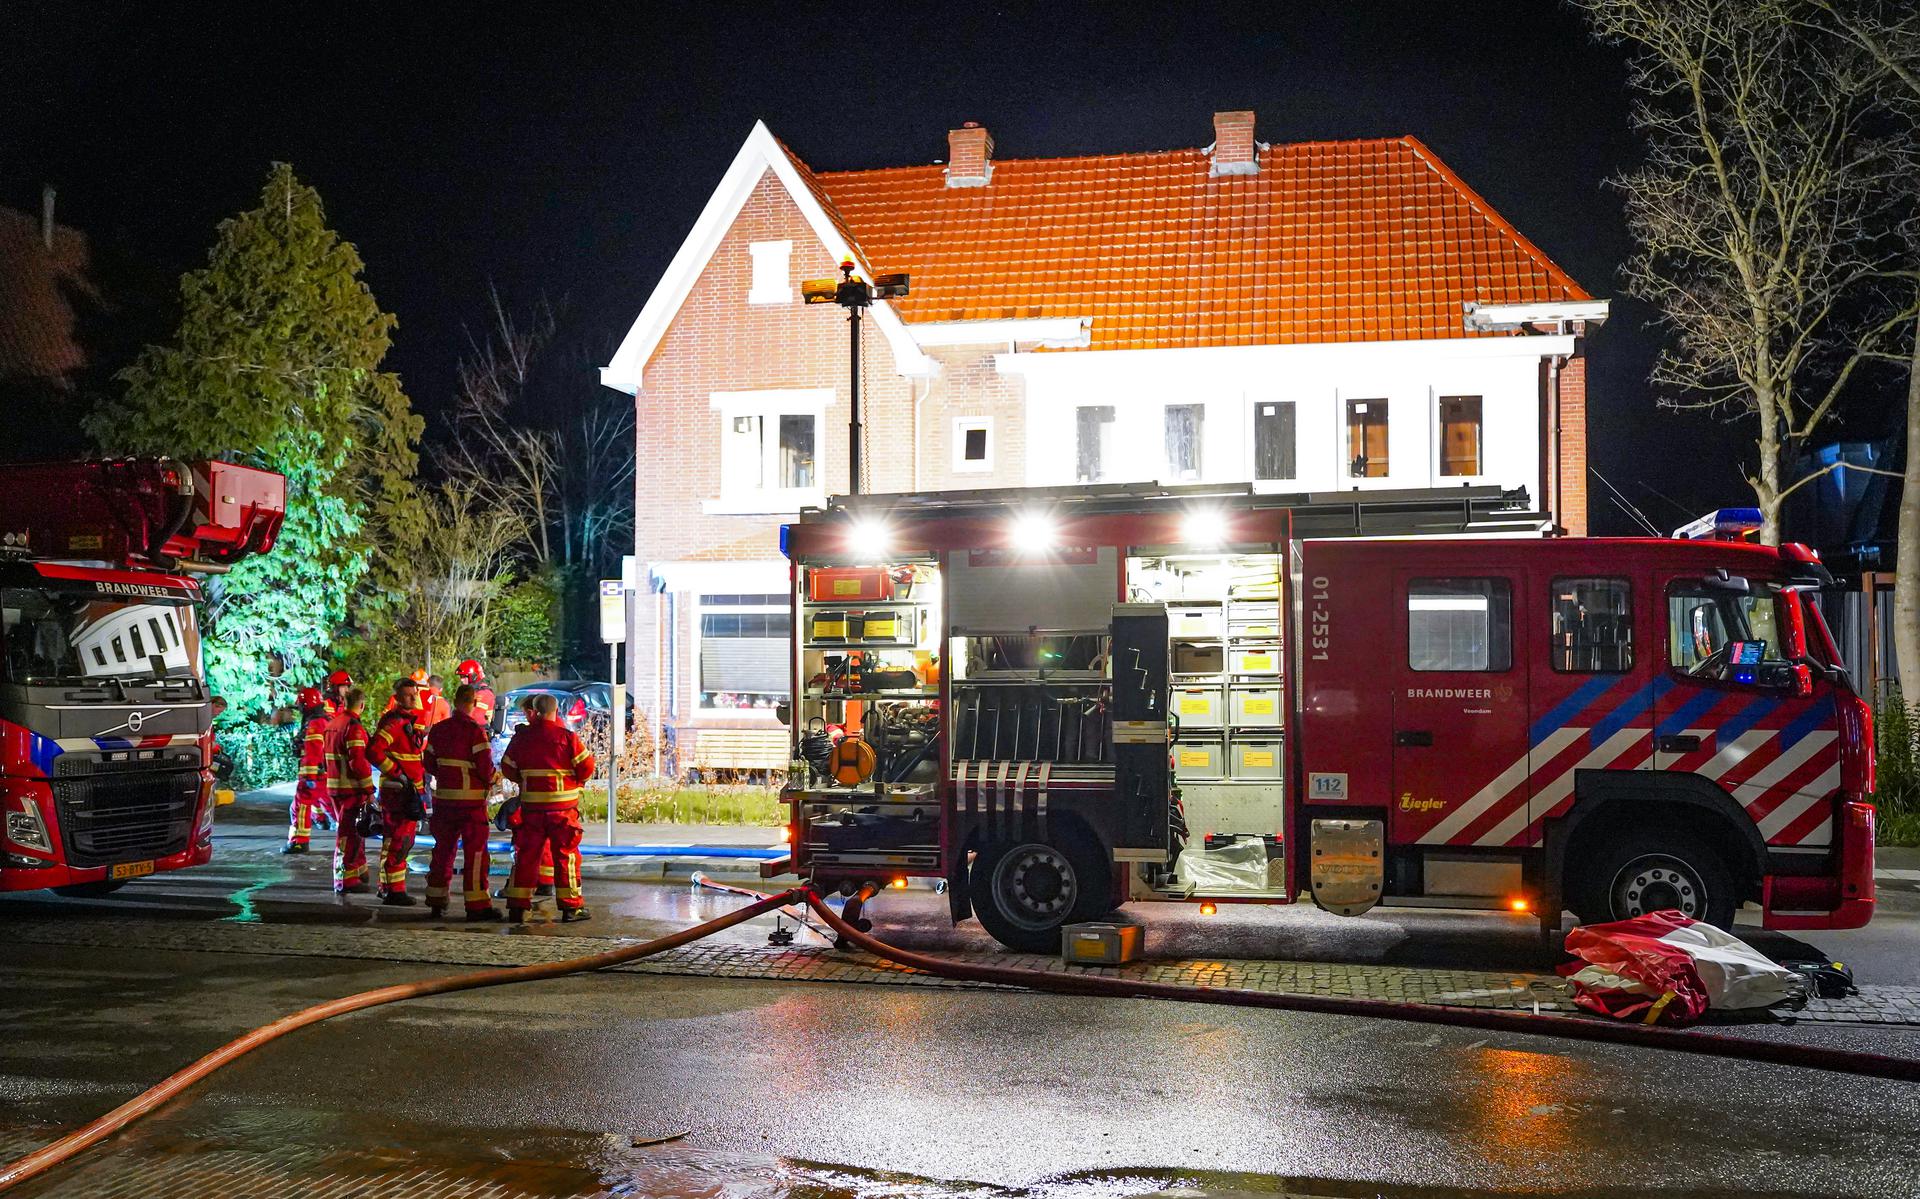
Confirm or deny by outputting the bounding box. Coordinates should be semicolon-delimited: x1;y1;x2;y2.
1665;582;1794;686
0;587;201;686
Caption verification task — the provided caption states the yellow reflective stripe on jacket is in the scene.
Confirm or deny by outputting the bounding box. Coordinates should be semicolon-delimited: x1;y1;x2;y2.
435;788;489;801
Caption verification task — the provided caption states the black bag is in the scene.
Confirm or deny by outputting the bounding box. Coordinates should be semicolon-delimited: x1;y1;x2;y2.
353;800;381;839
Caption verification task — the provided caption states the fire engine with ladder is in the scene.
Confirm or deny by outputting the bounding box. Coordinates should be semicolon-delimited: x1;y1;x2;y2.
768;483;1876;951
0;458;285;895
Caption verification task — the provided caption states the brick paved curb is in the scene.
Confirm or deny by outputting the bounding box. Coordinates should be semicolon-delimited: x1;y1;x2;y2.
9;913;1916;1024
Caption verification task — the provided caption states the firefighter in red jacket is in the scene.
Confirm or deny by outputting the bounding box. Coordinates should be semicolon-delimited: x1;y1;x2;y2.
423;673;452;728
330;689;376;894
369;677;429;906
285;688;331;854
500;693;595;922
456;659;495;729
423;684;501;921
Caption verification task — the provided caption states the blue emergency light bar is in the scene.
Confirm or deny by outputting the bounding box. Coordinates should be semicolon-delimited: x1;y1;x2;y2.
1672;507;1764;541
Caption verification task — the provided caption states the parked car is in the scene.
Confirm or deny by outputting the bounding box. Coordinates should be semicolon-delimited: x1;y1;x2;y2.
491;680;634;762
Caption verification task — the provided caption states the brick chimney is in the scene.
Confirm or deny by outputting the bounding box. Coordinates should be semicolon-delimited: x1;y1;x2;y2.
1209;110;1259;177
945;122;993;188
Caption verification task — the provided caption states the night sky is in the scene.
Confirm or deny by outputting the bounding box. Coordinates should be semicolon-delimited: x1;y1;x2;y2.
2;3;1785;533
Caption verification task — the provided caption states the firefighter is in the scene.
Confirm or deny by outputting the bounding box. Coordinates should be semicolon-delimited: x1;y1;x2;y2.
494;691;556;900
284;688;331;854
423;684;500;921
369;677;429;906
208;695;233;785
499;693;595;922
455;659;495;729
423;673;452;727
324;668;354;713
330;689;376;894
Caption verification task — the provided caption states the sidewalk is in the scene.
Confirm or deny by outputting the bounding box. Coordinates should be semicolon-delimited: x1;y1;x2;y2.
222;782;787;879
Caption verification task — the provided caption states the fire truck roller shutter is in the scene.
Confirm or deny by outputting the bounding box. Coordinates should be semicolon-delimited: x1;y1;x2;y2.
965;810;1114;954
1546;770;1767;930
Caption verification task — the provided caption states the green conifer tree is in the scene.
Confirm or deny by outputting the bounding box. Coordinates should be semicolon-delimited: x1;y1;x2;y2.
89;164;422;715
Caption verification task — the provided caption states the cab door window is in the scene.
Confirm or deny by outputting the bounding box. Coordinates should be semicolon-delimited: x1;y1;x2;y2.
1550;578;1633;673
1666;584;1794;688
1408;578;1511;672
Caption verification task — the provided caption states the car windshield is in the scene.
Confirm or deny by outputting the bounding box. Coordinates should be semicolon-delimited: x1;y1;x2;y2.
0;587;201;685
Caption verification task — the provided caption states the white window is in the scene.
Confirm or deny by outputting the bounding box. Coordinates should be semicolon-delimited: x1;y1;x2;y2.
952;417;993;473
1076;406;1117;482
1163;404;1204;481
696;593;791;711
707;389;829;513
747;240;793;305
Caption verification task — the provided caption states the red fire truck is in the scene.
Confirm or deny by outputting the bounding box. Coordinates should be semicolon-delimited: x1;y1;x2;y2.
1;458;285;896
772;484;1875;951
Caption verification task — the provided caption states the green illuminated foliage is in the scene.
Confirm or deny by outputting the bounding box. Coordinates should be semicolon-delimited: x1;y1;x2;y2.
89;164;422;716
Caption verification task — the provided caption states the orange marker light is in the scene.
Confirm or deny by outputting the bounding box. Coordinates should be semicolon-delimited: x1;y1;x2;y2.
1198;901;1218;916
778;826;792;844
1509;897;1530;913
890;877;908;889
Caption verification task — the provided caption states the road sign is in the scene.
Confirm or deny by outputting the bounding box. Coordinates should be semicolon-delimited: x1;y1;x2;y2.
599;579;624;644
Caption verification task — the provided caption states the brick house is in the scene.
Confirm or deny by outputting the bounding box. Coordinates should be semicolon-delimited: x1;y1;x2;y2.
602;112;1607;773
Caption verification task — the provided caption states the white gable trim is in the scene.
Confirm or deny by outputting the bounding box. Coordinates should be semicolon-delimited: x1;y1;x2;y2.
599;120;933;395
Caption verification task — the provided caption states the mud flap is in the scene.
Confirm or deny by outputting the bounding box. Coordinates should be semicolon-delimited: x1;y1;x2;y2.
1309;818;1383;916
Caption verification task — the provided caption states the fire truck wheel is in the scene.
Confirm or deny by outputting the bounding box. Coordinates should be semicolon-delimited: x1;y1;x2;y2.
970;836;1106;953
50;881;128;899
1569;827;1735;930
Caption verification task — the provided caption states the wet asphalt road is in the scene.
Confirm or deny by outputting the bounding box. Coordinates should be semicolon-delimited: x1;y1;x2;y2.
3;937;1920;1199
2;837;1920;1197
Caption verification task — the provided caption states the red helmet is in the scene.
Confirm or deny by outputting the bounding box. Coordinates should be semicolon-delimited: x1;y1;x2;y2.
456;658;483;680
326;669;352;688
296;686;324;710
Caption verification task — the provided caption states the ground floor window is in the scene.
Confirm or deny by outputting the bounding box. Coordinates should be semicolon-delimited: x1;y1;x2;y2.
1347;398;1388;478
1164;403;1204;481
697;593;790;711
1439;395;1482;477
1076;405;1117;482
1253;400;1296;481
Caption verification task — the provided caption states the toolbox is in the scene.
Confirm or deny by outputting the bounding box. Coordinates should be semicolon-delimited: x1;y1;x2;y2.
1061;921;1143;966
808;567;891;603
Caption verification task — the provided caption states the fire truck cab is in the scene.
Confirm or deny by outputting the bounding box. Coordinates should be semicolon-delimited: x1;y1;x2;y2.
774;484;1875;951
0;458;285;896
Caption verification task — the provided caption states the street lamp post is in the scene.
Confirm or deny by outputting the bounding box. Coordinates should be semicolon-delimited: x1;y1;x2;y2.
804;260;908;496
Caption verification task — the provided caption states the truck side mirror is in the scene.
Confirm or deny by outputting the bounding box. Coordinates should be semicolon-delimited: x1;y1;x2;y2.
775;699;791;727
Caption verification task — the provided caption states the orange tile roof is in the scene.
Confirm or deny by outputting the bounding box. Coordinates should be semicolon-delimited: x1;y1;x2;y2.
806;136;1589;352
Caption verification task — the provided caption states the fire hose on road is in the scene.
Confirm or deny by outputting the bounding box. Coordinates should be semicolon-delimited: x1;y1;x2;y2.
3;886;1918;1194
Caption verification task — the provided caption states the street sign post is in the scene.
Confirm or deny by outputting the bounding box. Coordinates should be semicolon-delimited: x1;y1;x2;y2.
599;578;624;847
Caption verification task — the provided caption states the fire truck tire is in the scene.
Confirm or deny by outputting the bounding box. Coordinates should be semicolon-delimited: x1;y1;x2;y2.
1568;826;1736;930
969;835;1107;953
50;882;127;899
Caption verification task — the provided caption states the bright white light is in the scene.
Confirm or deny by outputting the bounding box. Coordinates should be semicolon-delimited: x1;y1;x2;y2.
848;517;892;560
1182;509;1229;546
1011;512;1056;554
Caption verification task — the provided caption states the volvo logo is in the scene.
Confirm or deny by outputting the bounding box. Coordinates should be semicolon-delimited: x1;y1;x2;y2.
126;711;147;733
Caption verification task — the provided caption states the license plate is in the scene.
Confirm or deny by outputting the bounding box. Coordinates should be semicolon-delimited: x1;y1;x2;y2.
109;860;156;881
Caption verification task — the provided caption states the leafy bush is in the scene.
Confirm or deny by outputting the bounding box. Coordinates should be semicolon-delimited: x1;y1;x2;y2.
1876;694;1920;847
491;572;563;666
217;719;302;791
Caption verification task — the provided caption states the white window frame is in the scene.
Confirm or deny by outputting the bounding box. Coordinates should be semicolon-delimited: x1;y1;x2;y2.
691;591;791;715
705;388;830;515
952;416;993;473
747;240;793;306
1435;392;1486;481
